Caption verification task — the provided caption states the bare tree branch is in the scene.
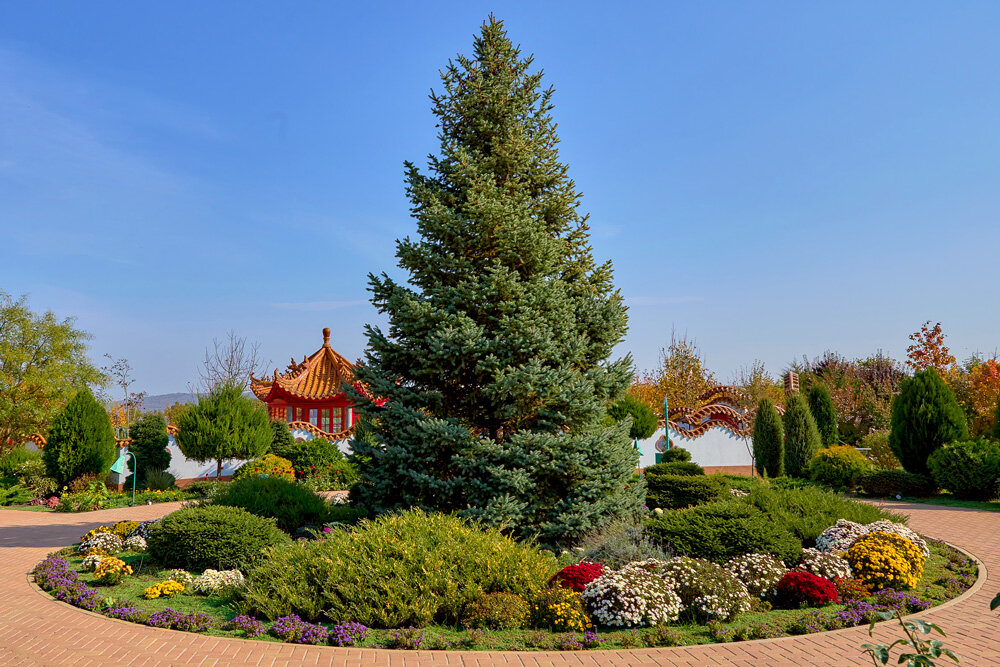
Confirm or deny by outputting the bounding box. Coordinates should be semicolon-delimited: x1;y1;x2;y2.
197;330;270;393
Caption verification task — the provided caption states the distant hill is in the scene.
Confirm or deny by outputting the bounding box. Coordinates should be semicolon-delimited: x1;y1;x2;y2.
142;393;197;412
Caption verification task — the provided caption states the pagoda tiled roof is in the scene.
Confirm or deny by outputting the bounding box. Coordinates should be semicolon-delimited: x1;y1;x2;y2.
250;328;355;402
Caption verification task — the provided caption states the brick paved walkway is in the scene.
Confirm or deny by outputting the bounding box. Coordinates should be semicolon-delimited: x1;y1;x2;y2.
0;500;995;666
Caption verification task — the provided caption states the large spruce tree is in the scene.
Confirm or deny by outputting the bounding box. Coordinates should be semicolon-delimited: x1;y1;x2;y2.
350;18;640;544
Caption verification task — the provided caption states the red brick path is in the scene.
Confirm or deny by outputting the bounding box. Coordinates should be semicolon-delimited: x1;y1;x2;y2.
0;500;995;666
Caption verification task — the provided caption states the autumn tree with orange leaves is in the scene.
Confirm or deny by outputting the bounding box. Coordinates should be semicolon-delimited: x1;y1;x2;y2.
906;321;956;373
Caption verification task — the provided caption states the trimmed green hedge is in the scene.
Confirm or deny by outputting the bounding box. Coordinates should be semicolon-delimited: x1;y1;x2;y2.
645;461;704;477
646;502;802;564
212;475;329;532
860;469;936;498
148;505;289;571
646;474;729;509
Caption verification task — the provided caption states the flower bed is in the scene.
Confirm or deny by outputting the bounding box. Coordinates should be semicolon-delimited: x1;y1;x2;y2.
31;507;977;651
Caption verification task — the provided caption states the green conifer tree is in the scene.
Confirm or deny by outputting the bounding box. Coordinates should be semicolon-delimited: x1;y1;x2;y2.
350;17;640;545
124;413;171;490
42;387;116;486
174;382;271;481
807;383;839;446
752;398;784;477
609;394;659;441
890;367;968;475
783;393;822;478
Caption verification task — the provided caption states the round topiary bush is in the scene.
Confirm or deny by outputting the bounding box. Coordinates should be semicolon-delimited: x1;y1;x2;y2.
808;445;870;489
927;438;1000;500
460;592;530;630
658;447;692;463
211;475;329;533
232;453;295;481
644;461;704;477
147;505;289;572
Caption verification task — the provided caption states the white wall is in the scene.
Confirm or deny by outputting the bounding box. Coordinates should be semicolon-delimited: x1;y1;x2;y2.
635;426;753;470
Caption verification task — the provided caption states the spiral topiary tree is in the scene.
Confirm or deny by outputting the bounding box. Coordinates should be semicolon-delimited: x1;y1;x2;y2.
890;367;968;476
783;393;822;478
752;398;784;478
42;387;116;486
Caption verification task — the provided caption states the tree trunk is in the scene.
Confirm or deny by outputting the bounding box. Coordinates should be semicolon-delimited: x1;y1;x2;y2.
216;458;223;481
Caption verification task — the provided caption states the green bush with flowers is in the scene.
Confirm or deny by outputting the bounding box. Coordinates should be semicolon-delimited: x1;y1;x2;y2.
844;531;925;590
232;454;295;481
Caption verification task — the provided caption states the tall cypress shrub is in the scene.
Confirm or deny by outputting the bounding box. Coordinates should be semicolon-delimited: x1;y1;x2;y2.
43;387;116;486
807;383;838;446
783;393;822;478
350;18;640;545
890;367;968;476
752;398;784;478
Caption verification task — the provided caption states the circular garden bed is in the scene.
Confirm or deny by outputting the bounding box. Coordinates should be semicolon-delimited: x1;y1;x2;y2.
32;486;977;651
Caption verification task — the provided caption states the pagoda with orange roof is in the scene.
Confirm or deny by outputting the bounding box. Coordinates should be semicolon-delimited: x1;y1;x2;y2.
250;328;357;441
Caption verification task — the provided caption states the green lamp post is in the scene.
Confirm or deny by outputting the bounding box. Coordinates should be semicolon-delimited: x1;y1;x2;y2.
110;449;137;506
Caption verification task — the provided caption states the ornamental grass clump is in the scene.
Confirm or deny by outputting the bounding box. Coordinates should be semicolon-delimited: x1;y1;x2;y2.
798;548;853;580
530;587;592;631
551;562;604;592
143;580;185;599
94;557;133;585
240;510;555;626
659;556;752;622
775;571;839;607
844;532;925;590
580;560;682;627
725;553;787;599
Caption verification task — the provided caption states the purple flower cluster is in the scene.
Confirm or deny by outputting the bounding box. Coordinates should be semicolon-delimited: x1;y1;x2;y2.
33;556;104;611
388;627;424;650
329;621;370;647
872;588;931;614
835;600;881;627
582;631;604;649
29;498;43;506
223;614;266;638
271;614;329;645
105;604;149;623
147;609;213;632
554;634;584;651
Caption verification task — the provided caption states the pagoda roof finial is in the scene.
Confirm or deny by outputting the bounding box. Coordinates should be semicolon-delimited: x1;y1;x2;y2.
323;327;331;346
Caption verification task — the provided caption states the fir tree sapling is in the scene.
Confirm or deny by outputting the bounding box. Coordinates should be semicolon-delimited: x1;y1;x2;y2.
350;17;640;544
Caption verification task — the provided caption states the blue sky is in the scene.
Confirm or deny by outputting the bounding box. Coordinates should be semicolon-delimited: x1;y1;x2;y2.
3;2;1000;394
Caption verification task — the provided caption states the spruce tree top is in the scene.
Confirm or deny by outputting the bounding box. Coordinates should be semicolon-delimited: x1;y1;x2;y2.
357;16;630;442
890;367;967;476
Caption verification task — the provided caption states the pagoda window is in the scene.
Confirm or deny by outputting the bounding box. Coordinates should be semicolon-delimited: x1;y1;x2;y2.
309;408;318;426
296;407;304;421
286;407;293;422
331;409;343;433
346;407;353;427
321;409;330;433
